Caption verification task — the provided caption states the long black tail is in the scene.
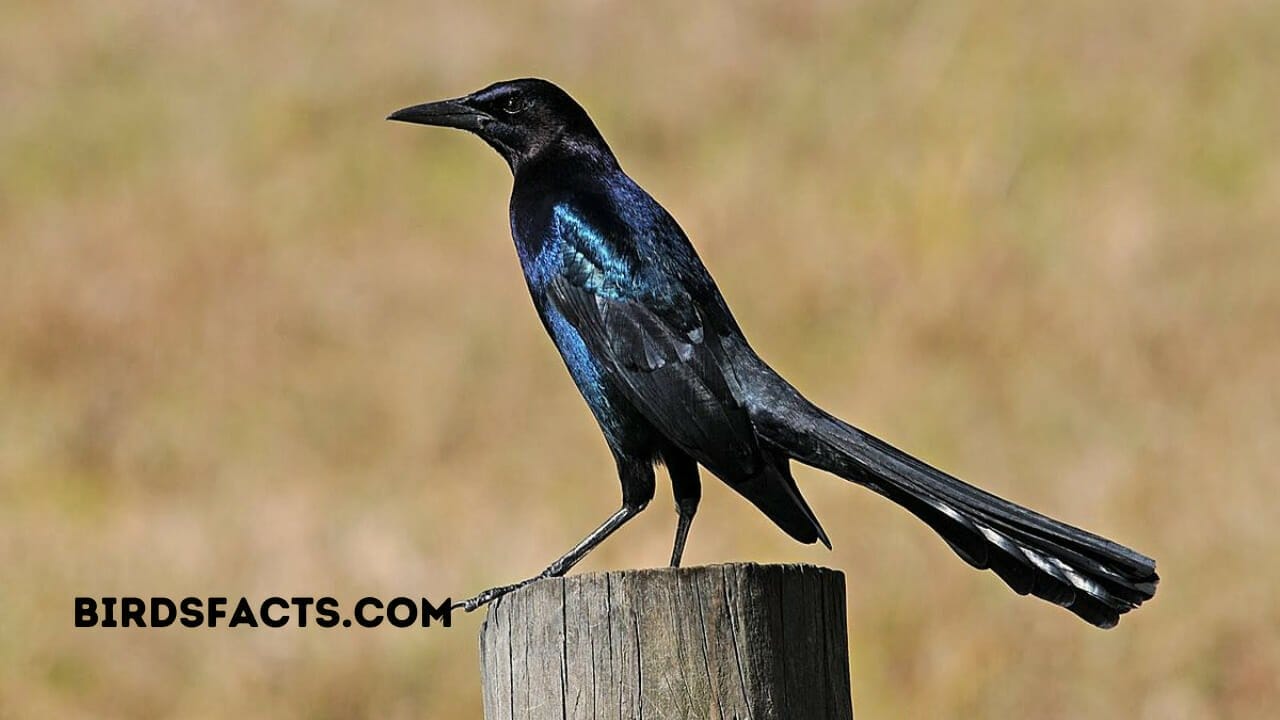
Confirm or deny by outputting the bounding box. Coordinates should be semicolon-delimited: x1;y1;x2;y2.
754;387;1158;628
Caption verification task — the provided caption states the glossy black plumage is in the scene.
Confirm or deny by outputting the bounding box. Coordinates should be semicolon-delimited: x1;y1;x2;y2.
389;78;1158;627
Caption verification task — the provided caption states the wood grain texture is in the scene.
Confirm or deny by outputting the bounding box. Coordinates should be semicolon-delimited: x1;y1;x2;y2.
479;563;853;720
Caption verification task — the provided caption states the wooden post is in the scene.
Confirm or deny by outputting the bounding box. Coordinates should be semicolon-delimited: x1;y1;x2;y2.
479;563;853;719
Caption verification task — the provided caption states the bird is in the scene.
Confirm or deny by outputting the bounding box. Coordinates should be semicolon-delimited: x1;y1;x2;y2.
387;78;1158;628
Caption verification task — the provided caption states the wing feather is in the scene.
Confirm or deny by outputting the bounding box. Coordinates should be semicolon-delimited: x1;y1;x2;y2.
547;276;760;479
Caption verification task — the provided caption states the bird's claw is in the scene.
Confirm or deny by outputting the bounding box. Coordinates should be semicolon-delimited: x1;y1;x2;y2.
454;581;528;612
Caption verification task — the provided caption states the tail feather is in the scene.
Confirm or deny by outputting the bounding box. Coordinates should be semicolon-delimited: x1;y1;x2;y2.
728;458;832;549
755;395;1158;628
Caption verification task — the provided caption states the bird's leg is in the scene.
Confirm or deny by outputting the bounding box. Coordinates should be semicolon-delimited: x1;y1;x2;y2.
669;499;699;568
665;450;702;568
455;502;646;612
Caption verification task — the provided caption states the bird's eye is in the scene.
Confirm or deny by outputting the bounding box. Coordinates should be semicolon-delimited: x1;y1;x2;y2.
501;96;527;115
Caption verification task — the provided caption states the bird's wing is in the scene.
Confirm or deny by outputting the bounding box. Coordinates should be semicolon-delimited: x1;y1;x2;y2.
547;273;761;479
543;201;830;546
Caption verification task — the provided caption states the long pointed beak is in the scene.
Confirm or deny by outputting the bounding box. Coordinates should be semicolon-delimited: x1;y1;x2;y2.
386;98;487;131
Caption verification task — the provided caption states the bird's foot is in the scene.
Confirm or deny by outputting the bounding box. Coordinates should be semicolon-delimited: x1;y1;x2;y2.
453;580;533;613
454;564;571;612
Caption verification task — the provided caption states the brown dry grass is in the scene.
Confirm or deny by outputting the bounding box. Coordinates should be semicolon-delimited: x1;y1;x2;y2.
3;1;1279;717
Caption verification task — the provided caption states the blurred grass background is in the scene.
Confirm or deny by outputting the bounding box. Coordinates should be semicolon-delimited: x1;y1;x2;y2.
3;1;1278;717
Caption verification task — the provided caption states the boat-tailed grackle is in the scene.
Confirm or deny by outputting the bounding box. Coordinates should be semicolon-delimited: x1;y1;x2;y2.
388;79;1157;627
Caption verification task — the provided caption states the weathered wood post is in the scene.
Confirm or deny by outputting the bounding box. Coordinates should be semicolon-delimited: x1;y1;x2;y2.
479;563;854;719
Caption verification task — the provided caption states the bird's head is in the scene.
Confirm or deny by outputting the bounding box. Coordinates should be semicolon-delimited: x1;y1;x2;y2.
388;78;610;172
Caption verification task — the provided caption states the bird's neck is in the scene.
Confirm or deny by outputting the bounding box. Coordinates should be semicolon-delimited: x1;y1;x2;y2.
512;137;619;180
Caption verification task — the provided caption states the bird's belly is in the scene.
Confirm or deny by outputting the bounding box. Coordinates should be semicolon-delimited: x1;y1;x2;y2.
544;307;602;394
541;305;644;449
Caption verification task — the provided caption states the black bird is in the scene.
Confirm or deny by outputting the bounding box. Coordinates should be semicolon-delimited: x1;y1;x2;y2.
388;79;1158;627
